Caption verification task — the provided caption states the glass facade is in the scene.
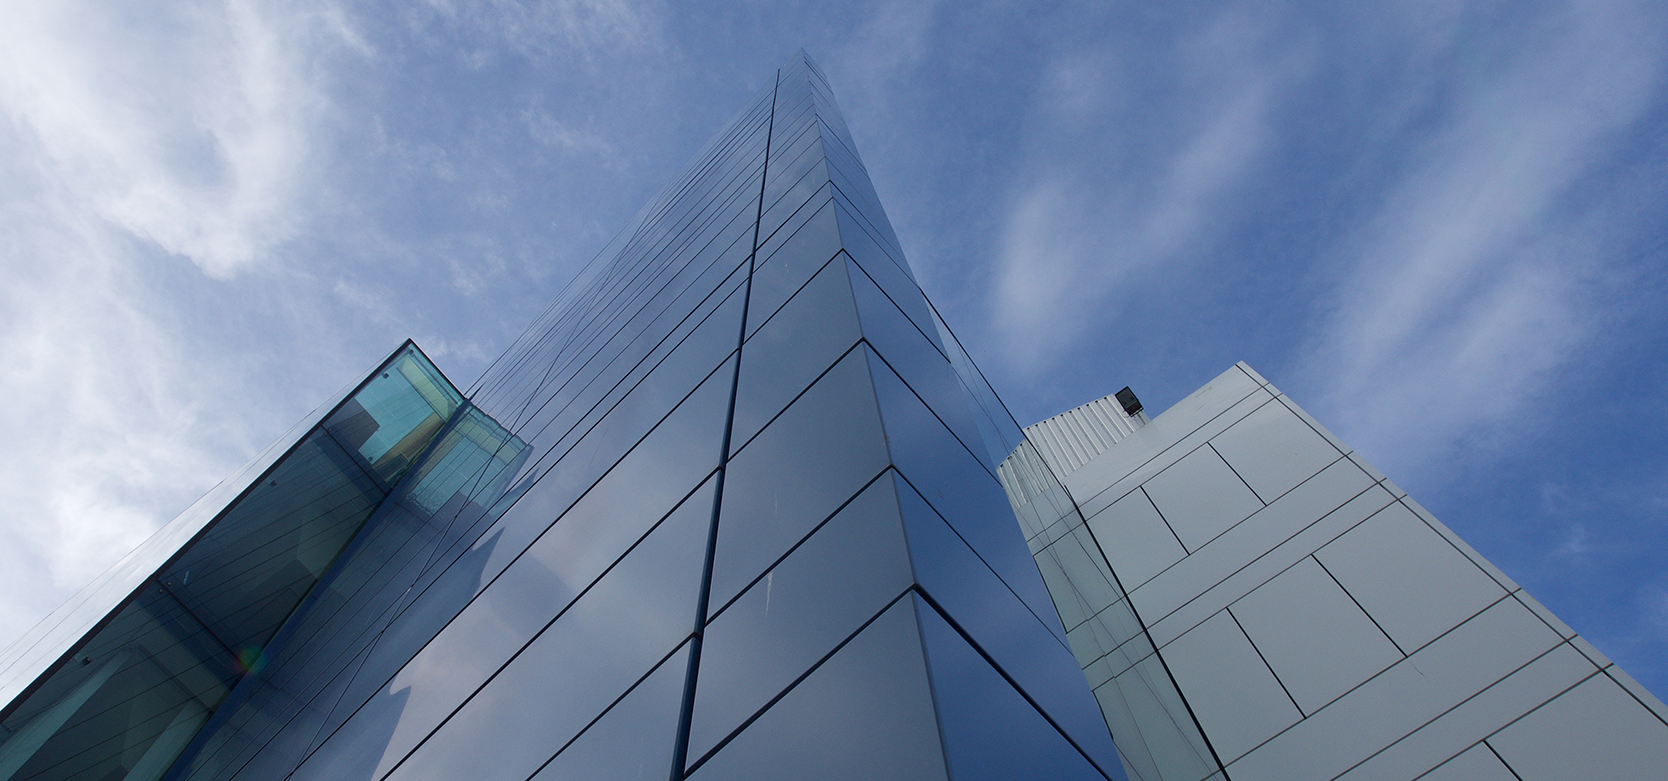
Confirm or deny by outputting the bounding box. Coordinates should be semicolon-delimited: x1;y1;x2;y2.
1;51;1129;781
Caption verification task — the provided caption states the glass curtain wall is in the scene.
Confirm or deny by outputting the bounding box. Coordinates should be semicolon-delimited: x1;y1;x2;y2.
7;50;1134;781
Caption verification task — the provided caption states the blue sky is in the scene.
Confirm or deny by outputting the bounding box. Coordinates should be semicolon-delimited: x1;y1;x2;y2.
2;0;1665;699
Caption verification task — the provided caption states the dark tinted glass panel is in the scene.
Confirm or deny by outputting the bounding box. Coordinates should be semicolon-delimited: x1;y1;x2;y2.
766;93;814;142
762;125;823;205
685;598;945;781
0;590;238;781
758;179;830;251
931;307;1030;469
161;430;384;655
826;156;886;233
914;595;1118;781
898;481;1122;771
343;473;713;757
865;351;1060;627
832;201;935;340
179;635;380;781
731;257;862;450
689;475;913;759
709;349;889;610
262;501;444;703
418;281;738;596
305;515;507;749
746;200;841;338
527;643;688;781
809;98;860;174
513;275;744;483
509;230;747;459
293;469;710;781
821;137;904;256
765;93;814;145
377;500;706;781
847;257;991;471
760;142;828;226
473;137;762;424
449;354;733;605
405;278;742;612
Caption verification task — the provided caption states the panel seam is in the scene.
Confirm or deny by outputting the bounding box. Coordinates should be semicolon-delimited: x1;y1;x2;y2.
668;69;778;781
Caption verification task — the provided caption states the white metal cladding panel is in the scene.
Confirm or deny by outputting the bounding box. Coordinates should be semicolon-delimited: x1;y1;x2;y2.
1023;395;1142;478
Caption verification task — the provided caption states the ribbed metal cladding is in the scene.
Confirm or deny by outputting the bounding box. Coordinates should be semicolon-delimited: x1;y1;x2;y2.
1021;394;1143;478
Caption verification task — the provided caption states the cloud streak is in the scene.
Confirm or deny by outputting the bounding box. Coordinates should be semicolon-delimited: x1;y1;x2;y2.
989;6;1311;374
0;0;360;644
1298;0;1663;478
0;0;359;276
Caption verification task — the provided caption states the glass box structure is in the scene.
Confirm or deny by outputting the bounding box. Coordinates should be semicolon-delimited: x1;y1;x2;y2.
0;52;1126;781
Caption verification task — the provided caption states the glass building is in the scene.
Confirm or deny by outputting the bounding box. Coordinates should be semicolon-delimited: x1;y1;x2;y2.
0;52;1124;781
5;50;1666;781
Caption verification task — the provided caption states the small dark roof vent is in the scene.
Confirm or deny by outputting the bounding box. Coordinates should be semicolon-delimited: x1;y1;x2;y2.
1114;387;1143;417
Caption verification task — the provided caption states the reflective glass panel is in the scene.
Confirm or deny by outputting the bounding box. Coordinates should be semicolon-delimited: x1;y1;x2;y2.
527;643;688;781
865;350;1059;625
731;256;862;451
915;594;1119;781
689;475;913;758
293;469;711;781
898;478;1121;771
747;201;842;340
847;256;990;470
685;598;945;781
709;349;890;610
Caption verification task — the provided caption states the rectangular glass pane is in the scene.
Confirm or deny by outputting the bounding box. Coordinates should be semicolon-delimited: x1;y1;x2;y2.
864;350;1061;631
710;349;890;610
731;256;862;450
340;476;709;781
915;594;1116;781
746;200;842;339
527;642;689;781
690;475;913;758
685;598;945;780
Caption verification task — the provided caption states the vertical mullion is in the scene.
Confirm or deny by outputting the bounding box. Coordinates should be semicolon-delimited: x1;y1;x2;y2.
667;69;781;781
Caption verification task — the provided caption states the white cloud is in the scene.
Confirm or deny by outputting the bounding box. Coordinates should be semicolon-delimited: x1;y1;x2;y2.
1298;0;1663;479
417;0;661;64
0;0;360;649
0;0;356;277
988;7;1310;373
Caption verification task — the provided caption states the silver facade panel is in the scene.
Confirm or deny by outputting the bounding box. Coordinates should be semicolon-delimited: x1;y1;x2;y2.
1158;611;1301;762
1003;361;1668;781
1316;502;1510;652
1141;446;1263;553
1488;673;1668;780
1084;490;1186;591
1227;558;1401;713
1208;400;1343;504
1414;744;1518;781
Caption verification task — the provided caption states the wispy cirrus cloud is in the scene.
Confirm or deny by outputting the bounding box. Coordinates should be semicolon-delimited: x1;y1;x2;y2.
1297;0;1663;478
0;0;360;644
0;0;359;276
988;7;1313;374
